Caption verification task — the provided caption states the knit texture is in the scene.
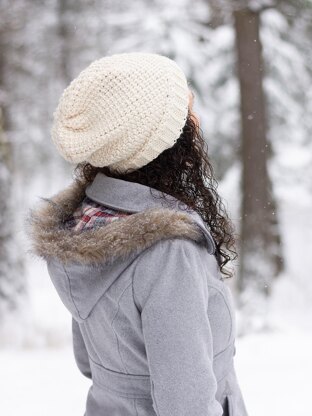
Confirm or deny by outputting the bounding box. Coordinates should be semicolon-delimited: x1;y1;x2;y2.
51;52;189;173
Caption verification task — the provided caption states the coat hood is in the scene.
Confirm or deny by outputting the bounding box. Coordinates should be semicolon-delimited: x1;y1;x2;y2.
25;172;218;321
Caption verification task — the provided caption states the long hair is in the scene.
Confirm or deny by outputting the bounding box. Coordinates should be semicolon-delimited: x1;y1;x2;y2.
74;111;238;279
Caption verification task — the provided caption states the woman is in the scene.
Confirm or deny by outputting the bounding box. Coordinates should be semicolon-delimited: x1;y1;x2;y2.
27;52;249;416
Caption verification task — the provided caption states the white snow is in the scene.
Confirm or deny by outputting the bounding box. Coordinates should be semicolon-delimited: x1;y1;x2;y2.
237;329;312;416
0;346;91;416
1;328;311;415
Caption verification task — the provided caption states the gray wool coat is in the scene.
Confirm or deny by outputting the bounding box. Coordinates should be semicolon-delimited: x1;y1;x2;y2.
27;172;249;416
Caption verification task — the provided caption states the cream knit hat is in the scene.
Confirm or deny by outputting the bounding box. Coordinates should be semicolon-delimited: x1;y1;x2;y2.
51;52;189;173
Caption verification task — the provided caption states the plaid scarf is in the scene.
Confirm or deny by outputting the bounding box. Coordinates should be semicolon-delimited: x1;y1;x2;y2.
64;196;132;232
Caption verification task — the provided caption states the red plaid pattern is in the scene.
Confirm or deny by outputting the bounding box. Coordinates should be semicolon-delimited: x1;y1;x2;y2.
64;196;132;232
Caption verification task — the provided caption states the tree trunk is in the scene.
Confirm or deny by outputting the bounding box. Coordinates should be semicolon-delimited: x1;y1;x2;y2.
0;16;26;323
233;7;284;327
0;108;25;319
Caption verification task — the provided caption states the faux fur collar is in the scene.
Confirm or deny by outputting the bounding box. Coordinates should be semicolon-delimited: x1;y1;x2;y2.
25;177;213;266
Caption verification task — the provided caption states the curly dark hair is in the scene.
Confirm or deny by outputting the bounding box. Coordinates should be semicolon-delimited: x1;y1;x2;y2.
74;111;238;279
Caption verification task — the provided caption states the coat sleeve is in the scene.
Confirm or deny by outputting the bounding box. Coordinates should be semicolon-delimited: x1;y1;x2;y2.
132;239;223;416
72;317;92;379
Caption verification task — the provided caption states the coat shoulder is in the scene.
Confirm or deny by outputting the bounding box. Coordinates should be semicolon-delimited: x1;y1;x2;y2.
132;237;216;312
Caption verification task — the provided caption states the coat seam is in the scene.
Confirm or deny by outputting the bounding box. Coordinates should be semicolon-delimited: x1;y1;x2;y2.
214;342;235;359
133;398;139;416
131;238;193;311
63;264;84;320
131;270;142;313
91;380;150;399
81;322;103;364
87;355;151;398
207;284;233;345
111;279;133;373
131;241;168;312
88;354;150;378
151;379;161;415
86;255;140;320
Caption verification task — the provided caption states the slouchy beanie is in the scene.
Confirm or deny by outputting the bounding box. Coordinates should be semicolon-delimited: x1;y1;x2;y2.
51;52;190;173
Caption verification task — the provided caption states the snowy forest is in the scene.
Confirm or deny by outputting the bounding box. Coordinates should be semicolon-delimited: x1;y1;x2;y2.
0;0;312;415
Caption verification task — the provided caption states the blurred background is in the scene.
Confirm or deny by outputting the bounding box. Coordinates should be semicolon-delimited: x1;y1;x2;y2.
0;0;312;415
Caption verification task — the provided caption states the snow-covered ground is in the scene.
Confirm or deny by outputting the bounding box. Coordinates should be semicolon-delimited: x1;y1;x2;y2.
238;329;312;416
1;327;311;416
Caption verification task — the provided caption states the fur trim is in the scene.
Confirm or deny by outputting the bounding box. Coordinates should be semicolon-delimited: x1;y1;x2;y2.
25;178;207;266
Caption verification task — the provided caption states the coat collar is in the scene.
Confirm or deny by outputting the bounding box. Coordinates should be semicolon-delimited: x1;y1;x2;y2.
86;172;216;252
85;172;186;213
26;172;216;266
